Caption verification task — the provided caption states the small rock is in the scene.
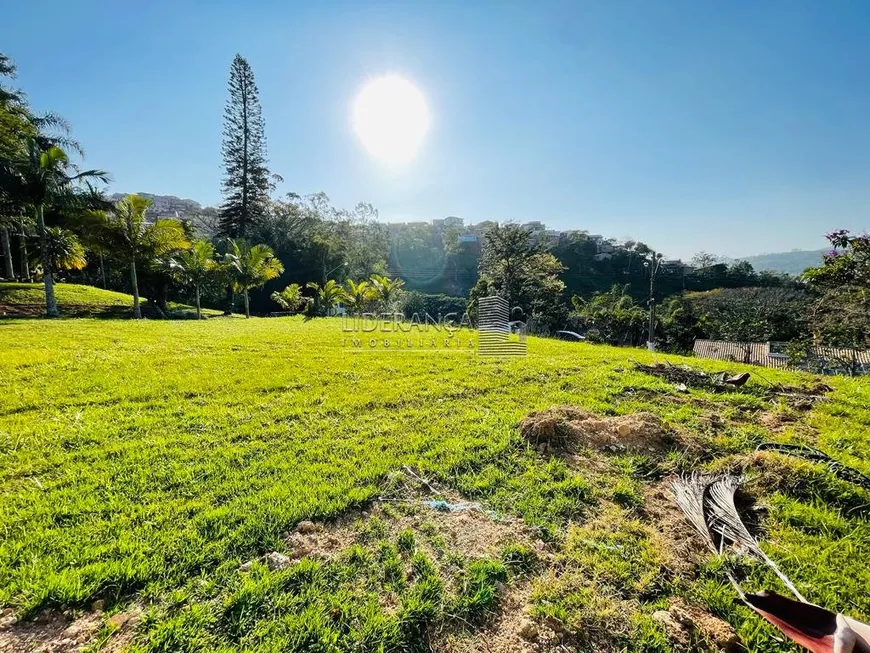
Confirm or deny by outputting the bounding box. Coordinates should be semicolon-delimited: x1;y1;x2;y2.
296;520;316;534
239;560;255;572
652;610;674;625
91;599;105;612
0;609;16;628
265;551;292;570
290;543;312;559
544;616;566;633
107;607;142;630
518;618;538;640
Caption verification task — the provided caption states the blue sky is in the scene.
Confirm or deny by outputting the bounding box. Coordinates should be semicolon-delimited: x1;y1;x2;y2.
3;1;869;259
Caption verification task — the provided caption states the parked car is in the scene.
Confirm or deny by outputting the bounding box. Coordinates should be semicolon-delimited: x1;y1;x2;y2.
555;330;585;341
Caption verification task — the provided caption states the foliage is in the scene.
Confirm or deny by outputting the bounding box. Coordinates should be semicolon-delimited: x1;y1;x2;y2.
571;284;648;346
105;194;189;318
224;239;284;317
684;286;811;344
270;283;307;313
170;240;218;319
343;202;389;280
369;273;405;311
657;295;703;353
0;139;109;315
804;229;870;290
219;54;271;239
342;278;375;315
31;226;87;273
304;279;345;317
800;230;870;356
400;291;468;320
471;222;567;333
691;251;720;269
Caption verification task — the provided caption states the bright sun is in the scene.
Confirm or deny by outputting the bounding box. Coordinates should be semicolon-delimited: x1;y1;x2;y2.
353;75;430;166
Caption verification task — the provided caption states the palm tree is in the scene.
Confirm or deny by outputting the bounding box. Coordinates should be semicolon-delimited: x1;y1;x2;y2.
270;283;307;313
170;240;217;319
343;279;375;316
0;140;108;315
31;226;87;274
305;279;345;317
107;194;189;318
369;273;405;311
224;239;284;318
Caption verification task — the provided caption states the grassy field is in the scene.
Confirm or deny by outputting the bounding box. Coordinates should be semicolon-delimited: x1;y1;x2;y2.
0;282;221;318
0;316;868;652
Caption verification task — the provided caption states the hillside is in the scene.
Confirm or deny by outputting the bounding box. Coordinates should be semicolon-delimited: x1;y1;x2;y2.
108;192;205;218
0;282;221;318
736;248;827;276
1;317;868;652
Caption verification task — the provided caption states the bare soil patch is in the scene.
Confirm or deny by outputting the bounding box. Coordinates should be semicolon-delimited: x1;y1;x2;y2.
0;605;142;653
431;580;570;653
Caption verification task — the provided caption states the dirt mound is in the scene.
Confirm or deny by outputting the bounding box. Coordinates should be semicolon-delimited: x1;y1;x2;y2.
519;407;670;454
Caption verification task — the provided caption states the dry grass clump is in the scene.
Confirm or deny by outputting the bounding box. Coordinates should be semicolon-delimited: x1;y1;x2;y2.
519;407;672;454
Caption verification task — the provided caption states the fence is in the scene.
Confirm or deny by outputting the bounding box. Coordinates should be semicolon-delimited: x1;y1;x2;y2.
692;339;870;375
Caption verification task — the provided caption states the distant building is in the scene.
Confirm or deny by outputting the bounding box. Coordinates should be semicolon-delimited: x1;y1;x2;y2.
661;259;695;274
443;216;464;229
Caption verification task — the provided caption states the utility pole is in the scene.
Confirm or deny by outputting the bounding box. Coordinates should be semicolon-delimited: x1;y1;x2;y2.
647;251;659;351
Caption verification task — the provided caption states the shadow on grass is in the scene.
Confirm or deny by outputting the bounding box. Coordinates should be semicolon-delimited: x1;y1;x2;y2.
0;303;226;320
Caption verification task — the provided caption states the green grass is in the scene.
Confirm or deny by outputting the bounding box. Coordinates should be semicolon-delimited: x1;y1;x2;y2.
1;316;868;651
0;282;222;318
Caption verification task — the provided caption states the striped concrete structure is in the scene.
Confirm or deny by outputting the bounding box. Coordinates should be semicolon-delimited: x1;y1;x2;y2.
478;296;526;357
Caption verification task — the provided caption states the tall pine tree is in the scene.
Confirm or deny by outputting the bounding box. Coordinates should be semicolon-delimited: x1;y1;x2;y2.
219;54;270;239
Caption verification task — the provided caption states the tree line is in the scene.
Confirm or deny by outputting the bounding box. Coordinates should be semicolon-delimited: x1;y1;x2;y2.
1;49;867;363
0;53;399;319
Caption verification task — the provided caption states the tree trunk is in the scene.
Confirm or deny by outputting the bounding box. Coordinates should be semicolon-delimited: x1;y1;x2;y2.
37;205;59;317
1;227;14;279
99;252;106;288
244;289;250;318
19;218;30;282
224;285;234;316
158;283;169;316
195;285;201;320
130;259;141;319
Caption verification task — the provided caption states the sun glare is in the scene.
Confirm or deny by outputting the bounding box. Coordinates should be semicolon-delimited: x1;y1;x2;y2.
352;75;430;166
